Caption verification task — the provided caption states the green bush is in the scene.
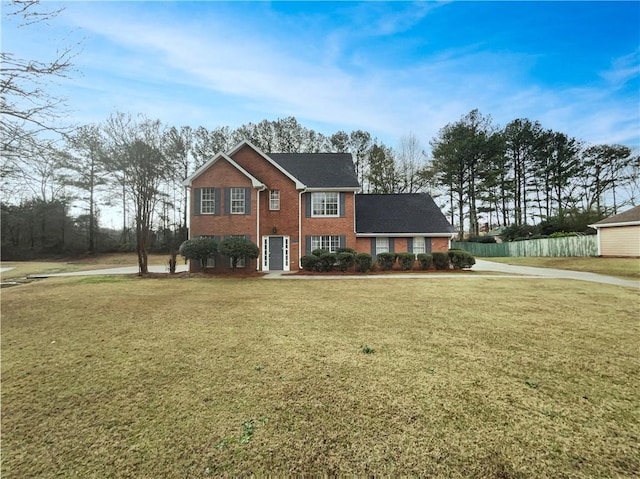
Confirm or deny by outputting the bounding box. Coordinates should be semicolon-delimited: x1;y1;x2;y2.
432;252;449;270
300;255;319;271
311;248;329;257
336;247;357;255
355;253;373;272
466;236;497;243
219;237;260;269
376;252;396;271
397;252;415;271
417;253;433;270
318;252;337;272
179;237;218;269
549;231;578;238
337;251;355;272
448;249;475;269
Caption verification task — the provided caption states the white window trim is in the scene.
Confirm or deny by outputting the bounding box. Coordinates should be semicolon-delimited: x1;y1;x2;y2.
311;192;339;217
311;235;341;253
376;237;389;254
201;187;216;215
231;187;245;214
413;237;426;254
269;190;280;211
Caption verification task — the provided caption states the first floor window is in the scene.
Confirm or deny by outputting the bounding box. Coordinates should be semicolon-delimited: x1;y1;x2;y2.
311;192;339;217
201;187;216;214
376;237;389;254
311;235;341;253
206;256;216;268
231;187;245;214
413;237;426;254
269;190;280;210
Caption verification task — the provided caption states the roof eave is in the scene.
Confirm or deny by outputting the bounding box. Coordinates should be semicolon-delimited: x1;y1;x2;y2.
589;220;640;229
356;232;456;237
182;152;265;189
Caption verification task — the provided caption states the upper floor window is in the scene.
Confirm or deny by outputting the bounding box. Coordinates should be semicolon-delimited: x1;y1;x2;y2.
231;187;245;214
413;237;426;254
201;187;216;214
312;192;339;217
376;237;389;254
269;190;280;210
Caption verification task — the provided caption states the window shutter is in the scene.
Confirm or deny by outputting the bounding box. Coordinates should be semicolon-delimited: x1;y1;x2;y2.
305;194;311;217
339;193;345;217
214;188;221;215
407;237;413;253
224;188;231;215
305;235;312;255
339;235;346;249
425;238;432;253
389;238;395;253
213;235;221;243
194;188;201;215
371;238;376;257
245;187;251;214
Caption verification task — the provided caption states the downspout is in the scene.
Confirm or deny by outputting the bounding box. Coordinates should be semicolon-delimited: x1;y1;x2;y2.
298;187;307;269
256;185;266;270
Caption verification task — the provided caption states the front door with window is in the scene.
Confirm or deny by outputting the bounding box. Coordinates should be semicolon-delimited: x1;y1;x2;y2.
263;236;289;271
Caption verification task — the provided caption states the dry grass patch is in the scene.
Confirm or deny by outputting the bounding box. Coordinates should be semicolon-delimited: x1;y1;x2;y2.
2;277;639;477
484;256;640;279
1;253;174;280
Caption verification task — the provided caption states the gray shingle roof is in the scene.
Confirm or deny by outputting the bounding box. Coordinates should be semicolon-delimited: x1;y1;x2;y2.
355;193;454;234
268;153;359;188
592;205;640;226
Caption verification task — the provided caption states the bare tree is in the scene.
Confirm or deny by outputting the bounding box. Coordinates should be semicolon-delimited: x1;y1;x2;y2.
1;0;78;161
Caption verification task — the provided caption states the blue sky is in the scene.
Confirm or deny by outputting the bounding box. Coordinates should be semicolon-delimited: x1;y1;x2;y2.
4;1;640;150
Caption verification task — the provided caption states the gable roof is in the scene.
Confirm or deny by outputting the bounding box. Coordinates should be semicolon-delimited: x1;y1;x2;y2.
268;153;360;189
182;152;265;188
355;193;455;236
590;205;640;228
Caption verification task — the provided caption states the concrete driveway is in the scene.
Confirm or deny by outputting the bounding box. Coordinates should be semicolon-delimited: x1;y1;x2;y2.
20;260;640;289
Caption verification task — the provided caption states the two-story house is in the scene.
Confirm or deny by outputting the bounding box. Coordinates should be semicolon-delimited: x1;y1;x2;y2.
183;140;454;272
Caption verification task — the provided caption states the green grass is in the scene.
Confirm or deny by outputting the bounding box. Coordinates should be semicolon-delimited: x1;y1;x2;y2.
483;256;640;279
2;277;639;477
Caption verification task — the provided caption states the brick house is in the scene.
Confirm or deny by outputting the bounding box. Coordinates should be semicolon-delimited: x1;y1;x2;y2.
183;140;455;272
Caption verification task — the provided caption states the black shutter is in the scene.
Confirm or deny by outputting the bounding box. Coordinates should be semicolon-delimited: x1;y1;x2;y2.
407;237;413;253
305;235;312;255
389;238;395;253
425;238;432;253
371;238;376;257
194;188;201;215
244;187;251;214
305;193;311;217
339;235;346;249
224;188;231;215
214;188;221;215
339;193;345;217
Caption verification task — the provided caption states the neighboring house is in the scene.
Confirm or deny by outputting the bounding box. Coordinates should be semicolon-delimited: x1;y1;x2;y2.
589;206;640;257
183;140;455;272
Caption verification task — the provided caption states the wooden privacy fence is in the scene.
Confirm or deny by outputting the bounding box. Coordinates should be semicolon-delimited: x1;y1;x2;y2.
452;236;598;257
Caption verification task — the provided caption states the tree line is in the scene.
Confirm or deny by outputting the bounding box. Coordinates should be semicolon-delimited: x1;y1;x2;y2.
2;1;638;268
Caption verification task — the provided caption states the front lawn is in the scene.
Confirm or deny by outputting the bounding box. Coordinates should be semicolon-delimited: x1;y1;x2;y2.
2;277;638;477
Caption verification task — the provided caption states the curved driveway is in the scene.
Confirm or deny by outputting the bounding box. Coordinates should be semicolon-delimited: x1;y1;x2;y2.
15;260;640;289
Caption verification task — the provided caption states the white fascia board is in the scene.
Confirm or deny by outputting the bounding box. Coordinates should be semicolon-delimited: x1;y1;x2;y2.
588;221;640;229
182;153;265;189
305;187;361;192
225;139;306;190
356;232;456;238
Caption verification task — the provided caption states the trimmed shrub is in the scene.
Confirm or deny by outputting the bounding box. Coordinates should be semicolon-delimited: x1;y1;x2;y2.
448;249;475;269
376;252;396;271
549;231;578;238
337;251;356;272
336;247;357;255
219;237;260;269
179;237;218;269
417;253;433;270
432;252;450;270
355;253;373;272
466;236;497;243
318;252;337;272
397;252;415;271
300;255;319;271
311;248;329;257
